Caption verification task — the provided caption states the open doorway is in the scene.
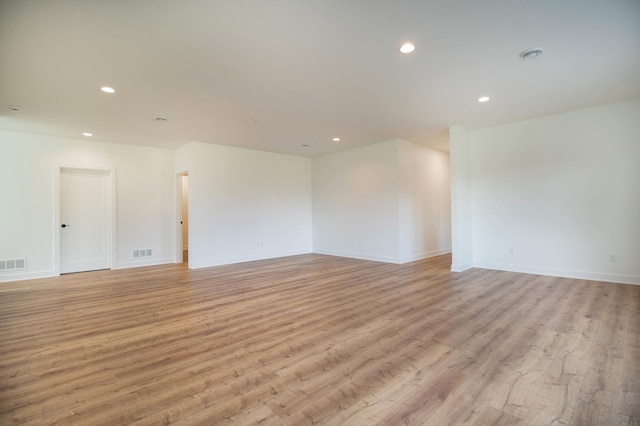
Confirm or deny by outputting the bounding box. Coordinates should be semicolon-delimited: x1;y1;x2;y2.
176;172;189;264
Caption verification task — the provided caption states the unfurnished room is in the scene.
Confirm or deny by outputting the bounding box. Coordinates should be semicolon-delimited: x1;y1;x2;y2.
0;1;639;425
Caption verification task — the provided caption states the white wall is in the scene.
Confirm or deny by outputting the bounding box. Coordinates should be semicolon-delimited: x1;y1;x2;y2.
0;130;175;282
449;126;474;271
398;140;451;262
312;139;452;263
12;99;634;285
312;140;401;262
468;98;640;284
174;141;312;268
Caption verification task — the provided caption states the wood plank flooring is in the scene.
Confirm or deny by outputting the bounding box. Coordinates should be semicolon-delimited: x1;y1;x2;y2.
1;254;638;425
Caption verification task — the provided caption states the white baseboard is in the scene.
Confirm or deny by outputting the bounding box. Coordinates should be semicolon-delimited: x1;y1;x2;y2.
0;269;56;283
312;249;402;264
398;249;451;264
114;257;174;270
190;250;313;269
451;262;473;272
313;248;451;265
0;258;177;283
474;261;640;285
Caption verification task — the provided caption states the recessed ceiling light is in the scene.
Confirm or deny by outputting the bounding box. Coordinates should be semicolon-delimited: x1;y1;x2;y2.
399;42;416;54
332;137;340;142
100;86;115;94
82;132;93;137
8;105;21;112
154;116;168;122
247;119;258;124
478;96;491;103
520;48;543;59
301;144;310;148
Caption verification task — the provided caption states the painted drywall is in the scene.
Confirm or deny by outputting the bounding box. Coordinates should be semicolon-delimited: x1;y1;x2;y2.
0;130;175;282
174;141;312;268
449;126;474;271
422;129;450;152
312;139;452;263
469;98;640;284
398;140;452;262
312;140;401;262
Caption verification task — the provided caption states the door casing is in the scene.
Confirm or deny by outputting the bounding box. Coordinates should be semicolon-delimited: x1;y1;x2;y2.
175;171;189;265
54;165;117;275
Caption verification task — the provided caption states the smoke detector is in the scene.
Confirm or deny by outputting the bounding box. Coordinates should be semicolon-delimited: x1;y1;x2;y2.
8;105;21;112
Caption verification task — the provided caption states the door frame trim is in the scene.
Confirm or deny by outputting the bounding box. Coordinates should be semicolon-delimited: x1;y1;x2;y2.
54;164;117;275
175;170;189;266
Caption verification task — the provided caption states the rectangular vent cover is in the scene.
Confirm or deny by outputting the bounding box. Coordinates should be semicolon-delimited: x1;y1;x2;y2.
133;249;153;259
0;258;27;271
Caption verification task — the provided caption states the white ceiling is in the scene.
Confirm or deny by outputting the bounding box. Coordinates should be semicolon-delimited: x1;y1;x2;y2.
1;0;639;156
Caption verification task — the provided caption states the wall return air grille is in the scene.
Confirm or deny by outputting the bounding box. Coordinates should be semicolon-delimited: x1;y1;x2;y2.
0;258;26;271
133;249;152;259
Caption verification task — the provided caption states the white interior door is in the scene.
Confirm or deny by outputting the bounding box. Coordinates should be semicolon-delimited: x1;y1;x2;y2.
60;168;111;274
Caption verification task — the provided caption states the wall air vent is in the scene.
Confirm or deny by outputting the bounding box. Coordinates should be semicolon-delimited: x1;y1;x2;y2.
0;258;27;271
133;249;153;259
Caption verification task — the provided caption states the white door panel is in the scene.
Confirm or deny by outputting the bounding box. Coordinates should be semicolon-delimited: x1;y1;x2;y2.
60;169;111;273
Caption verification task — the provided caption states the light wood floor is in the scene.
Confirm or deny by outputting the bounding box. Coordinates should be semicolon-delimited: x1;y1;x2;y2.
1;254;638;425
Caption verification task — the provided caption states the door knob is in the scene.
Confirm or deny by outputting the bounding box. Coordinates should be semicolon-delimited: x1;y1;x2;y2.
61;224;70;228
